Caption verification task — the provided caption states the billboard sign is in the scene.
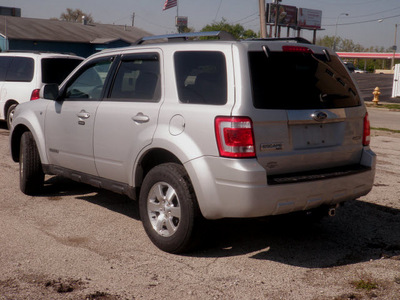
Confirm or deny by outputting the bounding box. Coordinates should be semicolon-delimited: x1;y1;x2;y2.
297;8;322;29
175;16;188;27
266;4;297;27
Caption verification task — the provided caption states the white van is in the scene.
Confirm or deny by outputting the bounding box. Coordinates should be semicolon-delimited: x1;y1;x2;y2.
0;52;83;128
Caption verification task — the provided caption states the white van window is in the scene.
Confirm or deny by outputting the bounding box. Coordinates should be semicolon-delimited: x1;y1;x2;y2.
5;57;34;82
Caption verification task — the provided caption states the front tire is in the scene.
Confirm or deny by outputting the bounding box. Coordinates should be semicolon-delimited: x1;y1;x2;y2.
139;163;200;253
19;131;44;195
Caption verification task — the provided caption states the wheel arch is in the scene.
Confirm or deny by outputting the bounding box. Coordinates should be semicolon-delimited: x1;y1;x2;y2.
3;99;18;119
10;124;29;162
10;121;47;165
134;147;181;189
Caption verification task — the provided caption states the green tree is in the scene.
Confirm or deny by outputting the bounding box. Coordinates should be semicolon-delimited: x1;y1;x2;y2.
59;8;94;23
316;35;364;52
316;35;397;72
201;19;257;40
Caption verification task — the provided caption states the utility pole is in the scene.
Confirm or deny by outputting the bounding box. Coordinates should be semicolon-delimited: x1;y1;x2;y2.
392;24;398;70
132;12;135;27
274;0;282;38
259;0;267;38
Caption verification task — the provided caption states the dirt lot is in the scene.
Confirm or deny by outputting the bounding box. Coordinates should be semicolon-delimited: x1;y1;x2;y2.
0;120;400;300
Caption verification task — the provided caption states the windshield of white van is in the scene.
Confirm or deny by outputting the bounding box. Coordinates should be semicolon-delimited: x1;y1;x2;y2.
249;51;361;109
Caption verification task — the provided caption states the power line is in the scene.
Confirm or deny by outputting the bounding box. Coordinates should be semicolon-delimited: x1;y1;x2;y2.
324;6;400;19
231;11;258;24
323;13;400;27
214;0;223;22
308;0;391;6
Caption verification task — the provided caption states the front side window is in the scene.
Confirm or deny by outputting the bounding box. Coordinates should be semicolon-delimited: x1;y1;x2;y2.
174;51;227;105
109;53;160;102
65;59;113;100
5;57;34;82
249;51;361;109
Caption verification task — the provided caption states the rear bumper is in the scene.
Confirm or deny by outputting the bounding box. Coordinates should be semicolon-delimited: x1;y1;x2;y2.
185;148;376;219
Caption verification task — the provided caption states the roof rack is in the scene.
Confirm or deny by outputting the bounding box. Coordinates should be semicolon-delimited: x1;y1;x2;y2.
3;50;78;55
246;37;312;44
135;31;235;45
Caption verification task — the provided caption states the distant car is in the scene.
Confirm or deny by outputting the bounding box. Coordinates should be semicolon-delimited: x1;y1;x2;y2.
0;52;83;129
344;61;356;73
10;32;376;253
354;68;367;74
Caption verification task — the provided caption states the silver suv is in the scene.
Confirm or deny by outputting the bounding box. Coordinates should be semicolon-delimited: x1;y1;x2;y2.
9;32;376;253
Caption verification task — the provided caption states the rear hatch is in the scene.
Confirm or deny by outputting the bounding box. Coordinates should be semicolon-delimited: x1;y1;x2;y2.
246;42;367;182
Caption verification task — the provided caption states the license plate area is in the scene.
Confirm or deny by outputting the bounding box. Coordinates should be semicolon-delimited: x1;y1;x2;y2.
291;123;343;149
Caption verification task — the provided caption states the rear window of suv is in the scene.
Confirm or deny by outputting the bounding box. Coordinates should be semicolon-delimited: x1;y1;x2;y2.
174;51;227;105
249;51;361;109
42;58;82;85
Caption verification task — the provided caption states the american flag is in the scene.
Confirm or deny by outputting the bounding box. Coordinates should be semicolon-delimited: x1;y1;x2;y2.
163;0;177;11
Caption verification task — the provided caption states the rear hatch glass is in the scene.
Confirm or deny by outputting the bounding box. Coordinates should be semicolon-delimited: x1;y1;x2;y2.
42;58;82;85
249;51;360;109
248;47;365;179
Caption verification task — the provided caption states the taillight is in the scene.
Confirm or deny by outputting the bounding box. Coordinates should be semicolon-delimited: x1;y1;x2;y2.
282;45;313;54
30;89;40;100
215;116;255;158
363;112;371;146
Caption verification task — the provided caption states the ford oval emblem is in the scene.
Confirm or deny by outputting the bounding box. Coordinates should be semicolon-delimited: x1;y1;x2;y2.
311;111;328;122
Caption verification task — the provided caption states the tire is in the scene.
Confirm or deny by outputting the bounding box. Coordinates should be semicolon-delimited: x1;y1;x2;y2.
139;163;200;253
19;131;44;195
6;103;17;130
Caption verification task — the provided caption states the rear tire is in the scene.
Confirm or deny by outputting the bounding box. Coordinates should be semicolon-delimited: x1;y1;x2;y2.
139;163;200;253
20;131;44;195
6;103;17;130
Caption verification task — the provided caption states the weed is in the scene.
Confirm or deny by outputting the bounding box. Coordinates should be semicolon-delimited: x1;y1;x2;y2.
352;279;378;291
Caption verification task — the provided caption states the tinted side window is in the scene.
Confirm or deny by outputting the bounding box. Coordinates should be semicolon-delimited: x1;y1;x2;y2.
42;58;82;84
109;53;160;102
6;57;34;82
65;59;113;100
0;57;12;81
249;51;361;109
174;51;227;105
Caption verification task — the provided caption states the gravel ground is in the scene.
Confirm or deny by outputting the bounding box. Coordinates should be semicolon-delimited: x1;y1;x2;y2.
0;121;399;300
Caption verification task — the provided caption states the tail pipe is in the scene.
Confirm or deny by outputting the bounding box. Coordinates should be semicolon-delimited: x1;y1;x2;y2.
328;204;339;217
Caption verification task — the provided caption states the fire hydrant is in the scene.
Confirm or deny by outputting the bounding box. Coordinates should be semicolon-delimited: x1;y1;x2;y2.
372;87;381;106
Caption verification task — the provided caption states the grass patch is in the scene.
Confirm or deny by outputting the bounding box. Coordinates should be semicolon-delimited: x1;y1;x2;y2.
366;103;400;110
352;279;378;291
382;103;400;110
371;127;400;134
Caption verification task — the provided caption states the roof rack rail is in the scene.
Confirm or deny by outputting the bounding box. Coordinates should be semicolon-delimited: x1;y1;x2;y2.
246;37;312;44
135;31;235;45
3;50;78;55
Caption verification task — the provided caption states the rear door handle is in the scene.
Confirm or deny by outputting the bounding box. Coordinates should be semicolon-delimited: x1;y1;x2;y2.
132;113;149;124
77;110;90;119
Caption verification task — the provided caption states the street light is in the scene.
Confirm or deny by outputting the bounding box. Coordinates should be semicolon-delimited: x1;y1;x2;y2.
334;13;349;51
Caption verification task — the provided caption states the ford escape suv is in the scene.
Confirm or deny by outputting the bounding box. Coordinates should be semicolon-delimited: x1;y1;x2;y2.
9;32;376;253
0;52;83;129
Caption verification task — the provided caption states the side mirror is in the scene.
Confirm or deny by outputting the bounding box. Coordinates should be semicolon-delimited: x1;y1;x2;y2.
41;84;60;100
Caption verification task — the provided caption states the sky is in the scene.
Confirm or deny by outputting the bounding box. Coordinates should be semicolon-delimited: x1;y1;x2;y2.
2;0;400;50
